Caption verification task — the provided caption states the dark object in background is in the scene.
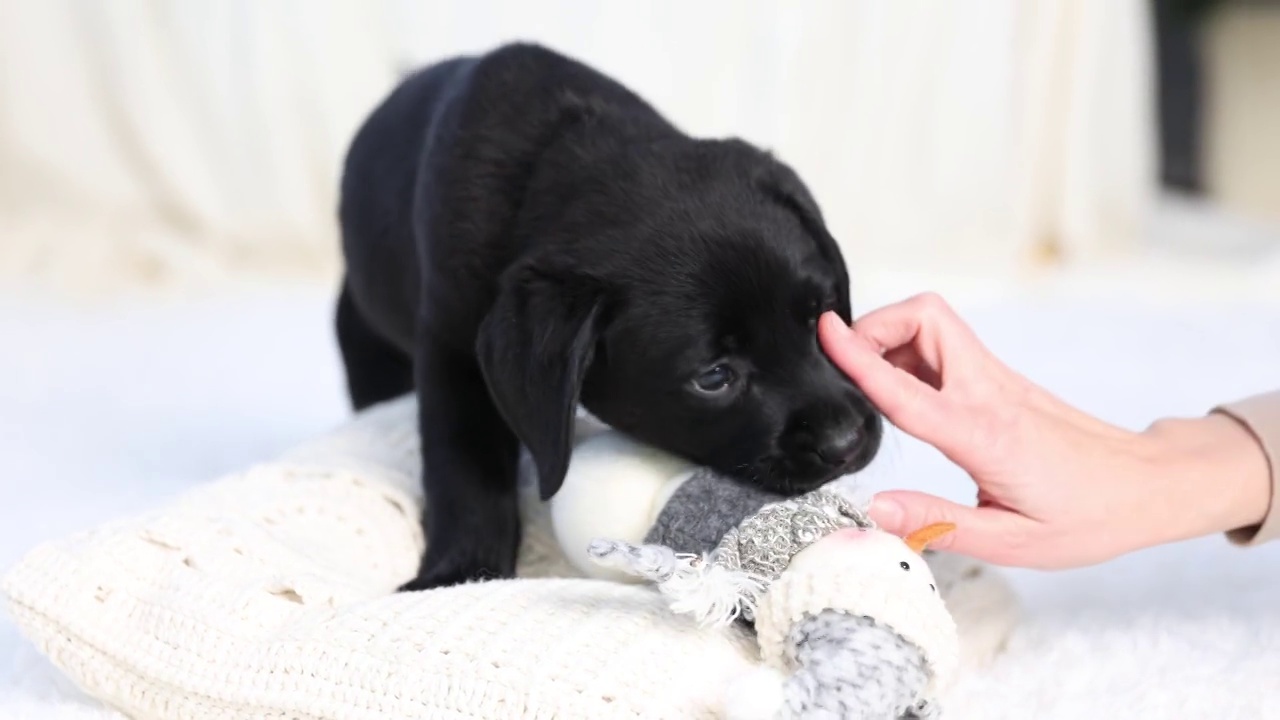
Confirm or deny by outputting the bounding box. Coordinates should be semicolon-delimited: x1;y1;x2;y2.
1154;0;1216;193
1151;0;1280;193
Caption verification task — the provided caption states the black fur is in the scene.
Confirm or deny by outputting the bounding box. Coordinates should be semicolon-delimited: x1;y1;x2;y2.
335;43;883;591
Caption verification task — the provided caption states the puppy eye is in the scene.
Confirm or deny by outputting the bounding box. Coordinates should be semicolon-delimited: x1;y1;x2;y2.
806;294;838;327
692;365;737;395
900;561;911;571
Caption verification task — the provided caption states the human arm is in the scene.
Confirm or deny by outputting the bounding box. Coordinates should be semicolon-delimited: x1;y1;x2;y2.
1213;391;1280;546
816;294;1274;569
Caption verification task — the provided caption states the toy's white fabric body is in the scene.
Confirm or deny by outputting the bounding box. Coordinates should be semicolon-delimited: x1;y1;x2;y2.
757;527;960;719
766;527;960;693
2;397;1018;720
551;422;698;582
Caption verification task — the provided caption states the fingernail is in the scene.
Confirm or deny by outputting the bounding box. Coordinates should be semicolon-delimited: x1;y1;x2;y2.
869;495;904;529
819;312;849;336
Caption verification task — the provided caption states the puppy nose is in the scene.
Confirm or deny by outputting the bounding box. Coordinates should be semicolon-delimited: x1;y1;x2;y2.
816;426;863;466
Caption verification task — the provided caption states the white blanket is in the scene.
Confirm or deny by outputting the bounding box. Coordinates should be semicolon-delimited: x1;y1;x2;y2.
2;284;1279;719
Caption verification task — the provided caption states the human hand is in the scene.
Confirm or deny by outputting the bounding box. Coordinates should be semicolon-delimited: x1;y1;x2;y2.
817;293;1270;569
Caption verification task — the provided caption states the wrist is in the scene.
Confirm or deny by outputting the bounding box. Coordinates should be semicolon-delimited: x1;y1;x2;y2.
1141;414;1272;543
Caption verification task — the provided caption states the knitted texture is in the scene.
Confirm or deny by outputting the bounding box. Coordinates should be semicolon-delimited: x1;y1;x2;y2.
1;397;759;720
643;469;783;554
2;396;1013;720
782;611;934;720
755;548;960;697
713;489;874;597
591;488;960;718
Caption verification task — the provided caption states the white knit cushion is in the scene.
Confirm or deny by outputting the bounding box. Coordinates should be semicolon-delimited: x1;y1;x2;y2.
2;396;1019;719
2;397;760;719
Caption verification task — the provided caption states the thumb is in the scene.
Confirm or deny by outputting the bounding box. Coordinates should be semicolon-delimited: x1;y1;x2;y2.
869;490;1030;565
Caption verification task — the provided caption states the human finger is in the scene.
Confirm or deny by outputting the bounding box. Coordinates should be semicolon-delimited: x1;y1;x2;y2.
869;490;1037;566
882;345;942;389
819;313;952;440
849;293;955;351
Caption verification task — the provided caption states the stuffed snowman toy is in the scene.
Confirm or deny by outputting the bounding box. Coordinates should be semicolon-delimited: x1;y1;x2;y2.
550;425;965;720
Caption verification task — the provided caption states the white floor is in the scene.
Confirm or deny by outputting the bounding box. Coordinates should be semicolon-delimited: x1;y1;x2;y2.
2;274;1279;719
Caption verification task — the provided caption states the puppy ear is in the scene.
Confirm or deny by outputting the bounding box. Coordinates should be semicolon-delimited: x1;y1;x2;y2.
476;263;605;501
756;161;853;322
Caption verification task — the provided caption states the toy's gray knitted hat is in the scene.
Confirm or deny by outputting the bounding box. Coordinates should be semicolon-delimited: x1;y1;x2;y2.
713;487;873;586
589;485;872;625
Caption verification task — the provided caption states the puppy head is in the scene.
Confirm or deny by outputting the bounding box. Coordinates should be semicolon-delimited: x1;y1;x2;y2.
477;142;882;500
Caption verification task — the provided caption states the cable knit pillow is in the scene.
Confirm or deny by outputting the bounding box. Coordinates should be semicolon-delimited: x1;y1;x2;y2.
2;397;1016;719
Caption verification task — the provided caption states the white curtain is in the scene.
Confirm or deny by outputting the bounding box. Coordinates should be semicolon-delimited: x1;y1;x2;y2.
0;0;1155;294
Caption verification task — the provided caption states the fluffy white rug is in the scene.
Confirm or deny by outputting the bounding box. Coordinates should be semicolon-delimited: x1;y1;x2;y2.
2;282;1279;719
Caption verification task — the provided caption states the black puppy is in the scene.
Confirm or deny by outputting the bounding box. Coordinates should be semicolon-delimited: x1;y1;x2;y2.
335;43;883;591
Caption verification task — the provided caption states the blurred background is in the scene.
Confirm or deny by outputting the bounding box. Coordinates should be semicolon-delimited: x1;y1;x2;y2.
1;2;1280;715
2;0;1279;298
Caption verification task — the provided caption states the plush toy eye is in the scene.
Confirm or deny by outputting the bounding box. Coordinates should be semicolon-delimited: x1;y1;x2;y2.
900;561;911;571
692;365;737;395
929;583;936;592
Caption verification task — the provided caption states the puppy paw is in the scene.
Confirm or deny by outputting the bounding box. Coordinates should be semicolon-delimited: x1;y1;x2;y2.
399;537;519;591
399;562;510;591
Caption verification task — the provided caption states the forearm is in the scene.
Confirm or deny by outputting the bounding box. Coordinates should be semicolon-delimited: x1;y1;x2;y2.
1213;391;1280;545
1141;400;1274;547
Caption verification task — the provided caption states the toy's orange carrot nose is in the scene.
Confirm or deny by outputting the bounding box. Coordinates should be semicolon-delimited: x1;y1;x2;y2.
903;522;956;554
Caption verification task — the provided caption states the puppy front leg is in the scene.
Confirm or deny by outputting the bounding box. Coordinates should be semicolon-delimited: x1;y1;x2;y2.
399;334;522;591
